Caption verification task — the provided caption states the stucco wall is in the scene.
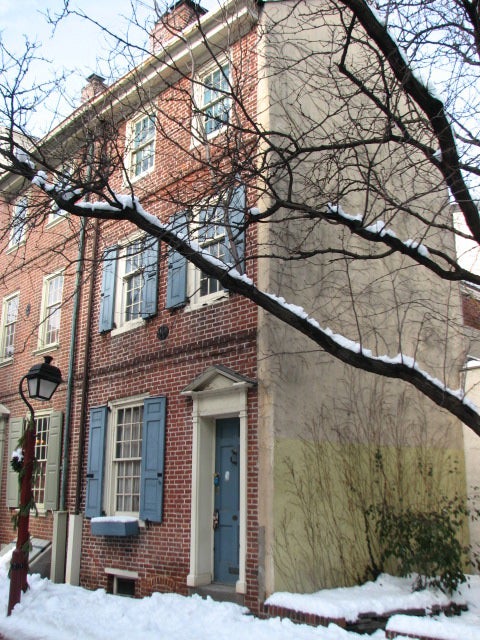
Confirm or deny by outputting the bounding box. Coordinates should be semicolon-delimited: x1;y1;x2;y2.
255;0;467;596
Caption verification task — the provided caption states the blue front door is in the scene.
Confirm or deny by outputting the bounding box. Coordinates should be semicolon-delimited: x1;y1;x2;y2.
213;418;240;584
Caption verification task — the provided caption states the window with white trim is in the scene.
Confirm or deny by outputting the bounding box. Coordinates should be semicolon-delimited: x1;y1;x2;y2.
98;236;159;334
48;165;72;225
192;60;231;142
110;402;143;515
165;185;246;310
38;272;64;349
33;415;49;507
191;204;228;305
129;114;156;178
9;197;27;248
6;410;63;511
85;397;166;523
202;63;230;136
0;292;19;361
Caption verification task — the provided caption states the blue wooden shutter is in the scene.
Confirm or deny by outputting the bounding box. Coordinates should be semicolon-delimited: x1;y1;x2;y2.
85;406;108;518
224;185;246;272
140;396;166;523
44;411;63;512
99;246;118;332
141;237;159;319
165;212;188;309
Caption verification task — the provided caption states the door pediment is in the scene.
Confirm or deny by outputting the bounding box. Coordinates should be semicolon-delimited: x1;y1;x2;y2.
181;365;255;396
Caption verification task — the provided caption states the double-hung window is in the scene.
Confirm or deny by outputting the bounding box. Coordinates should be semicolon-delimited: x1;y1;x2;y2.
48;165;72;225
6;411;63;511
165;184;246;309
38;272;64;349
9;197;27;249
196;205;228;301
98;236;159;334
130;114;156;178
85;397;166;523
33;415;50;506
113;404;143;514
203;63;230;136
0;292;19;361
192;60;231;143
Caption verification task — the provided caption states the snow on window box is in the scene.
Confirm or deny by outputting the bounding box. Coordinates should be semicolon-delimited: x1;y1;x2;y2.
90;516;139;537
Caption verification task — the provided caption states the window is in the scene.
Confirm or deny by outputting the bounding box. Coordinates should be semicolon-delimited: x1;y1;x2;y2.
129;114;156;178
192;61;231;143
6;411;63;511
9;197;27;248
48;165;72;224
38;272;64;349
0;292;19;361
85;397;166;523
165;184;246;309
33;415;49;506
113;404;143;514
98;236;159;334
195;205;228;303
202;63;230;136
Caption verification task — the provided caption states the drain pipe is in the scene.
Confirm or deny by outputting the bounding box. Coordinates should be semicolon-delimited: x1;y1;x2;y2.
59;215;86;511
51;139;96;584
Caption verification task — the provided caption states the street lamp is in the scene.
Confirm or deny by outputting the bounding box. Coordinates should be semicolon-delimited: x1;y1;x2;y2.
7;356;62;616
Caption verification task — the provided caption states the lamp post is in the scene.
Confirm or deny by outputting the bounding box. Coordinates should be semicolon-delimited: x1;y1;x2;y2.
7;356;62;616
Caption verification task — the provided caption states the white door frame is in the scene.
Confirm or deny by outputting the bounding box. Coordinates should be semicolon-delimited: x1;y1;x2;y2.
182;367;253;594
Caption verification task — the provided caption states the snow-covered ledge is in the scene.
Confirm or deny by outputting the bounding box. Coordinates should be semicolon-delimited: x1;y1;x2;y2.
90;516;139;537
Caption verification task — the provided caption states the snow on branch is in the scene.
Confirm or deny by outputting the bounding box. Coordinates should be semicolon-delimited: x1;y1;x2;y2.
326;203;479;284
30;184;479;437
339;0;480;246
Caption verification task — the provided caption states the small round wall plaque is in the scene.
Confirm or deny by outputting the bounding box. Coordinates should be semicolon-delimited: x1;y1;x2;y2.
157;325;169;341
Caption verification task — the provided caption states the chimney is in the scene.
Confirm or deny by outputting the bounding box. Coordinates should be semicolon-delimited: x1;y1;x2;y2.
81;73;107;103
150;1;207;52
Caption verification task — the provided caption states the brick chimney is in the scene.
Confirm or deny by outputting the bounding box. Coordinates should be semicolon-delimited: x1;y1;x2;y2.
81;73;107;103
150;1;207;52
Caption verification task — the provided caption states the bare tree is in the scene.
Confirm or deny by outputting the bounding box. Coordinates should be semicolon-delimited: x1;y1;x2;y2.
1;0;480;433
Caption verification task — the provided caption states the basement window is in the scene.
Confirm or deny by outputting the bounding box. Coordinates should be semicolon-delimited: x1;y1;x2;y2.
105;567;138;597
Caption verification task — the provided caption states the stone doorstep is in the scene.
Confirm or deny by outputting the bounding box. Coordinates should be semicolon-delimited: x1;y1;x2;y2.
263;601;468;636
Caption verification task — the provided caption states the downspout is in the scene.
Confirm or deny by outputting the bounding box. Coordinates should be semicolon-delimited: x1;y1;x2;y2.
59;216;86;510
74;215;99;514
59;136;95;511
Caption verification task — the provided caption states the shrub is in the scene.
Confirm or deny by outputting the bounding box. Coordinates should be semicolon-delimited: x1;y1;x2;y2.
369;498;468;594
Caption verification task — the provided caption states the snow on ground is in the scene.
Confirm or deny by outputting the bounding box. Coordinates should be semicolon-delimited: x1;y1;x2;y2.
1;548;480;640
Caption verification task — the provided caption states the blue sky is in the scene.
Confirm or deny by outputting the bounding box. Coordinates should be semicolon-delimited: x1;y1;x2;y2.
0;0;220;134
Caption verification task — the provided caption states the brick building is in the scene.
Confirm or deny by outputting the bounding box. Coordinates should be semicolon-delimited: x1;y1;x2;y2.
0;0;469;615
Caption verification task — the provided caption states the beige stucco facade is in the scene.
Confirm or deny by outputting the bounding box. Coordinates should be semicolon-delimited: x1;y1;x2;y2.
255;0;467;596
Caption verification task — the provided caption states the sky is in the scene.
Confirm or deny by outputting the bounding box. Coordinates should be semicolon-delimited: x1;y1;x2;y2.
0;0;220;135
1;548;480;639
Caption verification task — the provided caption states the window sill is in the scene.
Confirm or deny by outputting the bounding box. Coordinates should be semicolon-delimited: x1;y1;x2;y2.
33;343;60;356
186;291;229;312
111;318;145;337
91;517;139;537
0;357;13;368
190;124;227;150
45;214;68;229
6;240;26;255
123;164;155;186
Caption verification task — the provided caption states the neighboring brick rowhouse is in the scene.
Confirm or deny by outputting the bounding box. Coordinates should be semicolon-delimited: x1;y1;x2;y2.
462;291;480;331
